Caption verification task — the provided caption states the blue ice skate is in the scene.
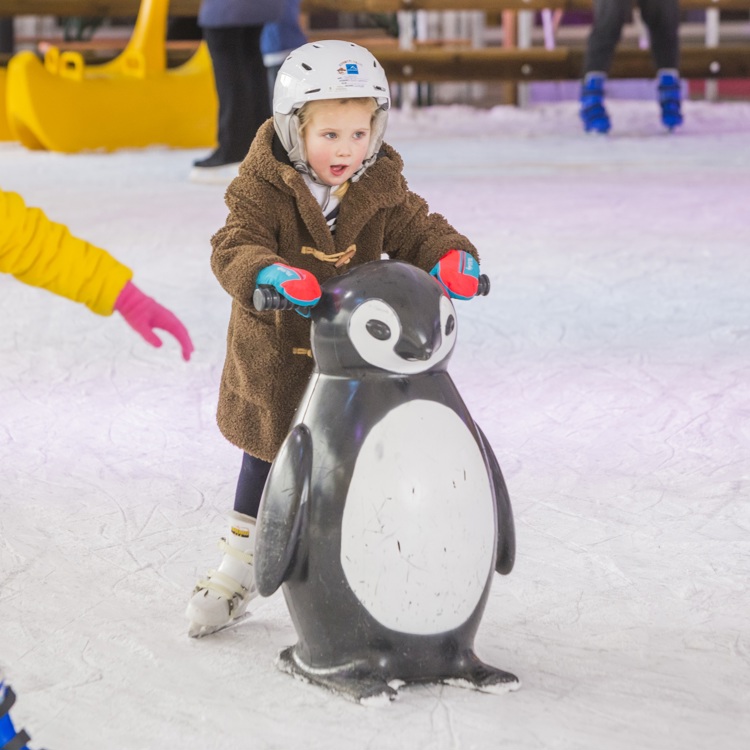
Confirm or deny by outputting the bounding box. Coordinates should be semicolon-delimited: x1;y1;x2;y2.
1;670;45;750
580;72;611;134
658;69;683;131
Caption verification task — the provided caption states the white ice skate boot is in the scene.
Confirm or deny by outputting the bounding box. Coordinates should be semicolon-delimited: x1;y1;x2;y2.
186;511;258;638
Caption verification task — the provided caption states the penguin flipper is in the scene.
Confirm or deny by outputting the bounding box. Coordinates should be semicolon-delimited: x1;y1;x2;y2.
476;423;516;575
255;424;312;596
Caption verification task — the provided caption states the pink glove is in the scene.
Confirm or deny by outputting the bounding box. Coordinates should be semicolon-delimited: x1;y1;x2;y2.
114;281;194;361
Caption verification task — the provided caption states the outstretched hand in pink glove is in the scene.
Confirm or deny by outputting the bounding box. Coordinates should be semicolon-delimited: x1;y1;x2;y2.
114;281;194;361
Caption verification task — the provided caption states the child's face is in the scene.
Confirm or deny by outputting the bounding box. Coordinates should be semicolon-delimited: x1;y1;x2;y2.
302;101;373;186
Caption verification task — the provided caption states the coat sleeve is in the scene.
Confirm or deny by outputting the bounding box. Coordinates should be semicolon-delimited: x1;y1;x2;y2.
210;178;287;311
0;189;133;315
381;184;480;274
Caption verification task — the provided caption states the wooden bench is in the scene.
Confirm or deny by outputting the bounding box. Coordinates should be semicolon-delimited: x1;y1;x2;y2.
1;1;749;12
0;0;748;83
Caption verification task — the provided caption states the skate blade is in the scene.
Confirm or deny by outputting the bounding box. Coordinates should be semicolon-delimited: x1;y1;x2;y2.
188;611;251;639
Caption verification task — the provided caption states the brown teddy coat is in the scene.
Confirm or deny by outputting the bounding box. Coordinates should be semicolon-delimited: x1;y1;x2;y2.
211;118;479;462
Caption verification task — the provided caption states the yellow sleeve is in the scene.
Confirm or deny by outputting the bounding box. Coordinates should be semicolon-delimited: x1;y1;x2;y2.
0;189;133;315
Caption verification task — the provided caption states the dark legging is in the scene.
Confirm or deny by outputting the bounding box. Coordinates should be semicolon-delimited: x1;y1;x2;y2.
584;0;680;75
233;452;272;519
203;25;271;163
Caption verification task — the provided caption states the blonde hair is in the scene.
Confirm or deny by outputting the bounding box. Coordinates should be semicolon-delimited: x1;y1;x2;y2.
298;97;379;200
297;97;379;138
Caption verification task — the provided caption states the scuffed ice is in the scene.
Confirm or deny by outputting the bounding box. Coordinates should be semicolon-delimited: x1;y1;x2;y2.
1;99;749;749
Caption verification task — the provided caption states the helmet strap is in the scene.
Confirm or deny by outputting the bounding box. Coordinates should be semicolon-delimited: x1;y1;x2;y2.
351;107;389;183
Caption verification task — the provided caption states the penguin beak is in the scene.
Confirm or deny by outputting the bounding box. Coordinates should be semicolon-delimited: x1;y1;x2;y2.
394;323;441;361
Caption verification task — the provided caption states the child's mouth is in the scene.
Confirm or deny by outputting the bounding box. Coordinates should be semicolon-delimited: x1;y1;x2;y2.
330;165;347;176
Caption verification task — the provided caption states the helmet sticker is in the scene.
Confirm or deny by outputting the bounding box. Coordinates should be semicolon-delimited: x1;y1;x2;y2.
334;60;369;92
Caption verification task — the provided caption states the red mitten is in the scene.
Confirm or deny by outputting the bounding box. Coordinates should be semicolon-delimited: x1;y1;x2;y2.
256;263;322;307
430;249;480;300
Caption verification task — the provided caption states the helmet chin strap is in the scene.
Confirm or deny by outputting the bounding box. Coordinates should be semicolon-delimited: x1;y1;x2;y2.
274;112;323;182
352;108;389;183
274;107;390;185
273;112;305;165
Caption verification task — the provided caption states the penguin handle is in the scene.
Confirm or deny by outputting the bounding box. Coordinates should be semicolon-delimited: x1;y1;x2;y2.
253;285;297;312
254;273;490;311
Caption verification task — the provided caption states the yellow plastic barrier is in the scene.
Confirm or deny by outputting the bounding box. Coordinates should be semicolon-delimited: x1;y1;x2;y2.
0;66;12;141
5;0;218;152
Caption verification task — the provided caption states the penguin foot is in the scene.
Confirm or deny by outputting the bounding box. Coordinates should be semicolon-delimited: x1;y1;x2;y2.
441;655;520;694
276;646;398;705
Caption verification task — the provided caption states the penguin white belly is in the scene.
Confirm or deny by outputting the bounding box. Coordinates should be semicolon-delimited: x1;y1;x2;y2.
340;399;496;635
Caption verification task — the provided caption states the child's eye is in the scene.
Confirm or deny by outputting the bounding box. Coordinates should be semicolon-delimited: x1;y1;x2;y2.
354;131;368;139
324;132;337;140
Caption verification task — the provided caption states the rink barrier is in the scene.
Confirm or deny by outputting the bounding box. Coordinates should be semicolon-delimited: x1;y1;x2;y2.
372;46;750;82
1;1;749;85
3;1;750;13
3;44;748;81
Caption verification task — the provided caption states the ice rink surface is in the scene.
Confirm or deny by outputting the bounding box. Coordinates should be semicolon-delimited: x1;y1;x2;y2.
1;99;749;749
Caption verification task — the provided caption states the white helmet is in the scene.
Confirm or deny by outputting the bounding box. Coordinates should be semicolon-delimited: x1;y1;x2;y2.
273;40;391;181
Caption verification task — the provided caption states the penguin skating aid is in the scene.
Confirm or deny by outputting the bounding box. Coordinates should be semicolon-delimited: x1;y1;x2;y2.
254;260;518;704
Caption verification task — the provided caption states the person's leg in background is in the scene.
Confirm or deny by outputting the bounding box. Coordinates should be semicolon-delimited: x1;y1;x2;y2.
192;25;270;181
166;15;201;41
638;0;683;129
1;670;38;750
584;0;631;75
580;0;631;133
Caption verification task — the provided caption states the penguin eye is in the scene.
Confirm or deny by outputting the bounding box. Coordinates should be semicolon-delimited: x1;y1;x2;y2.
445;315;455;336
366;319;391;340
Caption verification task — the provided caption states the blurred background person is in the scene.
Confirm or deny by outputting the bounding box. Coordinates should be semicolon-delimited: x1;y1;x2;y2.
580;0;683;133
261;0;307;97
190;0;283;184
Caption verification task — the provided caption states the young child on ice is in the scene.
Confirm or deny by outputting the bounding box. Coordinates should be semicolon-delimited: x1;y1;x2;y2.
187;40;483;636
0;188;193;360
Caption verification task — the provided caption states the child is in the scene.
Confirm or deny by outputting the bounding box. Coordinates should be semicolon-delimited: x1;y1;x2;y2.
1;188;193;360
186;40;483;637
